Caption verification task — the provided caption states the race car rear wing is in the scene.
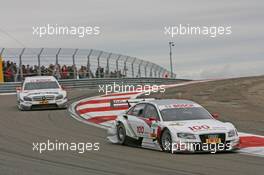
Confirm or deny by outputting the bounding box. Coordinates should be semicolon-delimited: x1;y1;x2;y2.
110;98;155;108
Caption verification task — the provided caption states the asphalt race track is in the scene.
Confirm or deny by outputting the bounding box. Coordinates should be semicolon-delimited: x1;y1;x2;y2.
0;81;264;175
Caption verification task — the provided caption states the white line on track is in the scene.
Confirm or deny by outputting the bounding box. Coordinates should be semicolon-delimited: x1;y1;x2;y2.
0;92;16;96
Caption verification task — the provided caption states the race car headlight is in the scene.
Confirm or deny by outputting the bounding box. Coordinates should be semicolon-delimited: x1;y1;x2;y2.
56;94;64;100
177;133;196;139
23;96;32;101
228;130;236;137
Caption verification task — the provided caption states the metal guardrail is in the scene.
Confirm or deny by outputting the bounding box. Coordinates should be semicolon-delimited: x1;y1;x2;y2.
0;78;189;93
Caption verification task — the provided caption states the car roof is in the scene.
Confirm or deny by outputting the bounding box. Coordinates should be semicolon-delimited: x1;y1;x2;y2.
148;99;198;106
24;76;57;83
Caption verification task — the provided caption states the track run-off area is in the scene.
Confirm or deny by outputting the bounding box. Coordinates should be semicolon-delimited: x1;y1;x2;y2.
0;77;264;175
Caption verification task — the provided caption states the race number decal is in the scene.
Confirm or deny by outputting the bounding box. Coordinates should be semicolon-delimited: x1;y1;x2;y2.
188;125;210;131
137;126;144;134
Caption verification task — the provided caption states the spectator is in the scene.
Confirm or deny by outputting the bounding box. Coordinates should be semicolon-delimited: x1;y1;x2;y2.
4;66;13;82
95;67;99;78
1;59;127;82
26;64;31;76
54;64;61;79
61;65;68;79
100;67;104;78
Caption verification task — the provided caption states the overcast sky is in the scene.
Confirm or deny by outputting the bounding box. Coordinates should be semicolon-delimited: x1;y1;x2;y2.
0;0;263;79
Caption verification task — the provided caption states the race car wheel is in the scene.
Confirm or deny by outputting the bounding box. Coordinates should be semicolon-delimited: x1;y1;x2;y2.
117;123;128;145
160;129;172;153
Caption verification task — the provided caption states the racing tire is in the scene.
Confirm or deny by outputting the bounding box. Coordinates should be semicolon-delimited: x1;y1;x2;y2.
117;123;128;145
160;129;172;153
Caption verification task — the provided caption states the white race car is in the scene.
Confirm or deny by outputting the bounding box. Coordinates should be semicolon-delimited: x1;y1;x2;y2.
107;99;240;153
16;76;68;110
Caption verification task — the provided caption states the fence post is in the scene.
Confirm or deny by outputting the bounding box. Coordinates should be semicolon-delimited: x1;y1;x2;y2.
0;48;4;83
73;49;78;79
19;48;26;80
116;55;121;78
144;61;149;77
154;64;159;78
37;48;44;76
137;60;143;78
87;49;93;78
97;51;103;78
156;65;160;78
0;48;4;56
161;69;166;78
56;48;61;65
54;48;61;79
158;67;163;78
131;57;136;78
123;56;129;77
157;66;160;78
106;53;112;77
149;63;154;77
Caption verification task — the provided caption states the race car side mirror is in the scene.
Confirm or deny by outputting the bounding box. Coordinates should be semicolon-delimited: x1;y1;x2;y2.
123;115;128;119
212;113;219;119
148;117;157;121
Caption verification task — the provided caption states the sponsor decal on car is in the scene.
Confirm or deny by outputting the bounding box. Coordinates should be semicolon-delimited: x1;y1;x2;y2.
137;126;144;134
29;79;53;82
169;122;185;126
159;103;201;110
188;125;211;132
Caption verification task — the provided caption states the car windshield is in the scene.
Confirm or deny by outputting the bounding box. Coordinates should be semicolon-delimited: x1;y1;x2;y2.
160;107;212;121
24;81;59;90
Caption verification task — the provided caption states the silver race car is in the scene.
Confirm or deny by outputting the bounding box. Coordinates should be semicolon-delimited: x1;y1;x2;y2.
107;99;240;153
16;76;68;110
